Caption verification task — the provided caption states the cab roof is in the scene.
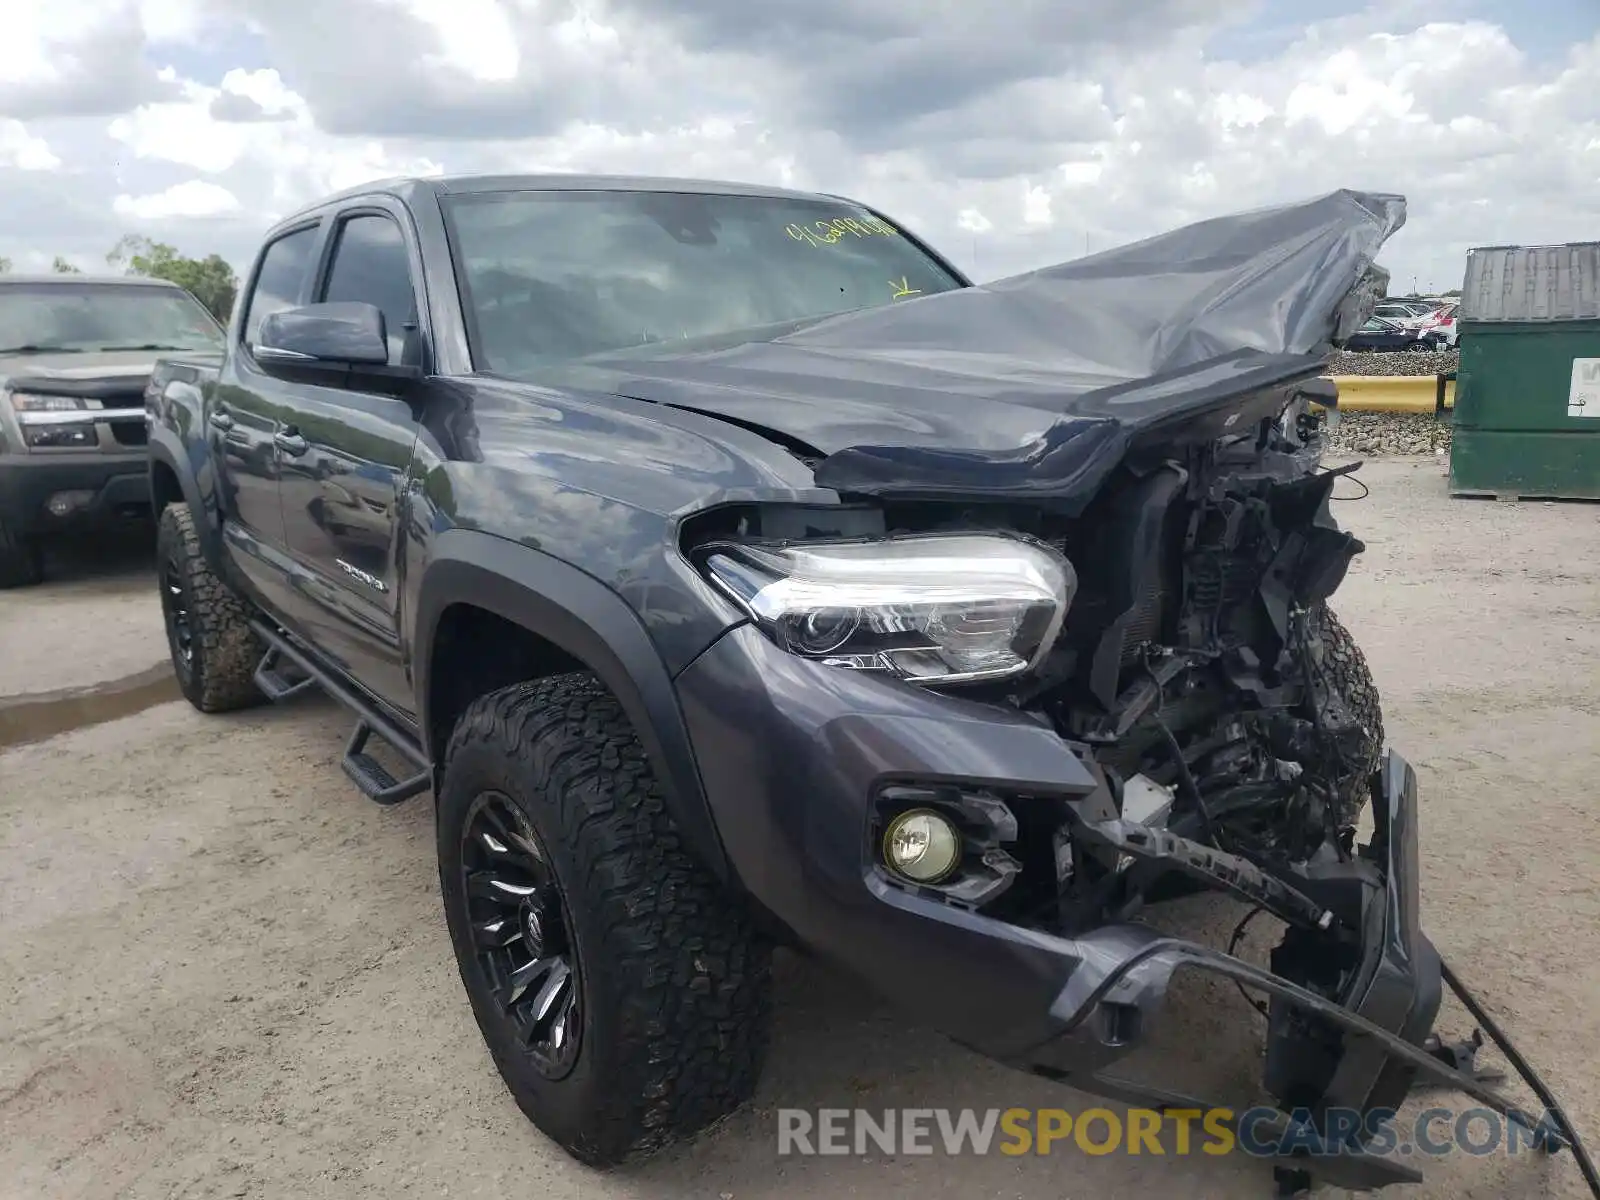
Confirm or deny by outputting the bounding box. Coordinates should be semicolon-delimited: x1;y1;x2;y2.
272;172;853;230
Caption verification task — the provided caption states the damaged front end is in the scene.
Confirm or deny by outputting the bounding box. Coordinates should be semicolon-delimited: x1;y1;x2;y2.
669;190;1594;1195
683;408;1592;1193
687;411;1596;1194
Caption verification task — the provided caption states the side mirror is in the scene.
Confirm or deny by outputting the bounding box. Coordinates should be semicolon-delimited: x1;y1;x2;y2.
256;301;390;368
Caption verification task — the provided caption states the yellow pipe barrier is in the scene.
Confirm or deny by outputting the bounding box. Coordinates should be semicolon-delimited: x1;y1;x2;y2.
1326;375;1454;414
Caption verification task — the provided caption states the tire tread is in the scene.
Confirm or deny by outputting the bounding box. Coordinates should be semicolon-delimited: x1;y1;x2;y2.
157;503;264;712
441;673;771;1166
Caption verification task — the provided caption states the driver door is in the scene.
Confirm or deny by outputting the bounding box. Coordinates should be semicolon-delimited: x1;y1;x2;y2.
274;202;428;717
212;222;322;608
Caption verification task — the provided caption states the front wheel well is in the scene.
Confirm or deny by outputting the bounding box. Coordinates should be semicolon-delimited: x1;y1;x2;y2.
150;458;184;514
426;602;587;761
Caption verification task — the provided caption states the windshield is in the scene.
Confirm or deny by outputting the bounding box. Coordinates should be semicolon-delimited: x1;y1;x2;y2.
444;189;965;372
0;283;225;354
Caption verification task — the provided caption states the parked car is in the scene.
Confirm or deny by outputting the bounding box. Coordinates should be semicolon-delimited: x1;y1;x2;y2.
1418;300;1460;347
1371;300;1436;328
143;178;1567;1196
0;274;226;586
1345;314;1442;352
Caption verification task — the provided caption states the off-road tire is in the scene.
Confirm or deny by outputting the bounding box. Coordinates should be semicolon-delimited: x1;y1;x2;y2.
156;502;266;712
437;673;772;1167
0;519;43;589
1305;602;1384;824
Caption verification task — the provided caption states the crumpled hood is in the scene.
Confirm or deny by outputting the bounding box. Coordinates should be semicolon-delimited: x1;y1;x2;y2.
535;189;1407;510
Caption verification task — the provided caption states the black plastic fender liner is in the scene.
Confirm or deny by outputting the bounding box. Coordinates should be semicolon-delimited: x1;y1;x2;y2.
147;438;221;560
412;527;733;882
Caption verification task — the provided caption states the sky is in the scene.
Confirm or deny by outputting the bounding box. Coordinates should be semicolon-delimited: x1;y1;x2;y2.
2;0;1596;295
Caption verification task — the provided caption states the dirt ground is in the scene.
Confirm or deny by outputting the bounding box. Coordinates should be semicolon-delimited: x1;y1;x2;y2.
2;457;1597;1200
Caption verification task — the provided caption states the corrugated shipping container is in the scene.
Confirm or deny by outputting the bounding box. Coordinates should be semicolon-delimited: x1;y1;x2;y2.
1449;242;1600;500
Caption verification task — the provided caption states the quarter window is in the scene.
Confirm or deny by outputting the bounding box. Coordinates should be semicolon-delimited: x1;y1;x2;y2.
243;225;319;348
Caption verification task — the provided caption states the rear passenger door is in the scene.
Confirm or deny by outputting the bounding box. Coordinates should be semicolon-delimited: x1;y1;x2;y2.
274;202;429;717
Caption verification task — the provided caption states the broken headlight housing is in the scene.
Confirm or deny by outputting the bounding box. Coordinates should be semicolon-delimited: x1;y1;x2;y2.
700;533;1074;685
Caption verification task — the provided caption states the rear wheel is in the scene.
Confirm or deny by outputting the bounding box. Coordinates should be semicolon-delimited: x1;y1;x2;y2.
437;673;772;1167
156;503;266;712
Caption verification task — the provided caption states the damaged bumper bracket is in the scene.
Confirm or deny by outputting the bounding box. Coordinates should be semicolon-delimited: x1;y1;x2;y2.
1023;750;1594;1195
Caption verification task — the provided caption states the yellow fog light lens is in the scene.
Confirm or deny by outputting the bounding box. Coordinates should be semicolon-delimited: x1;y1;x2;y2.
882;809;961;883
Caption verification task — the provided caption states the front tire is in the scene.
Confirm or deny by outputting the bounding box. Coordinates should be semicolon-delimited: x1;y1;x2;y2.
156;502;266;712
1304;603;1384;824
437;674;772;1167
0;519;43;589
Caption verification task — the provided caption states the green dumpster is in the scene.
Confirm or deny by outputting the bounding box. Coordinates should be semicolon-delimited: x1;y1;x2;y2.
1449;242;1600;500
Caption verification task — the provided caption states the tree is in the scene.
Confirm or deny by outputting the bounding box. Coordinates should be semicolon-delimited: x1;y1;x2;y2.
0;257;10;274
51;256;80;273
107;235;237;323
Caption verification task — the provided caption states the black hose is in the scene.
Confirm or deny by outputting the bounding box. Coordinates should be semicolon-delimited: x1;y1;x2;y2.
1228;905;1269;1019
1141;658;1222;847
1151;711;1221;846
1440;957;1600;1197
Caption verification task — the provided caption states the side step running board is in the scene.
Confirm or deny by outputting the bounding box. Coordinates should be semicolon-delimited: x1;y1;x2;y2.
248;619;433;806
341;720;432;805
253;647;318;701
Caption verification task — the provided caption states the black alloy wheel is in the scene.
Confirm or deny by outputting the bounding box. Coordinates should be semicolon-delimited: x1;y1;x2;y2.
460;790;582;1080
160;550;196;686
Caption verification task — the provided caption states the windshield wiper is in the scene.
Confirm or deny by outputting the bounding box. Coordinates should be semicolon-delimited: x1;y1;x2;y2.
0;345;82;354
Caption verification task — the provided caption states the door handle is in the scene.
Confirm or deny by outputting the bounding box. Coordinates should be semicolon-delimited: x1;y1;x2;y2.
274;431;309;457
208;408;234;431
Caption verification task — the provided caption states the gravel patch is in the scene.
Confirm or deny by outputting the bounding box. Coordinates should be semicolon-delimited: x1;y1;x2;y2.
1317;348;1457;456
1328;348;1458;377
1323;409;1452;457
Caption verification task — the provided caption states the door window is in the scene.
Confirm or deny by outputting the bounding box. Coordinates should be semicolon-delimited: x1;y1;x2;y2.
242;225;320;348
320;214;419;366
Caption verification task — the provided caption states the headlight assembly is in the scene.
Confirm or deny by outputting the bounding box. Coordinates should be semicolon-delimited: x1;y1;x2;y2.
7;392;90;412
700;532;1074;685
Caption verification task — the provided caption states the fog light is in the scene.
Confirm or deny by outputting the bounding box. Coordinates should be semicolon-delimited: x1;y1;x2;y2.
882;808;962;883
45;490;94;517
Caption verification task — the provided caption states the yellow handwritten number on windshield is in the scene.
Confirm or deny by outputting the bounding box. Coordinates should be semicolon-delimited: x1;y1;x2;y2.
890;277;921;299
786;216;900;248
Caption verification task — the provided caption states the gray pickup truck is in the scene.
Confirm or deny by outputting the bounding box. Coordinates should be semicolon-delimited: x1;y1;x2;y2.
0;273;226;586
142;176;1591;1196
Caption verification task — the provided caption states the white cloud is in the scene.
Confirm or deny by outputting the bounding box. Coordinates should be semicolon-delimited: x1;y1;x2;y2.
958;208;994;234
1022;184;1053;228
136;0;206;43
0;0;103;87
0;0;1594;300
216;67;301;118
107;73;444;215
406;0;521;82
113;179;241;219
0;120;60;170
